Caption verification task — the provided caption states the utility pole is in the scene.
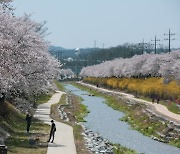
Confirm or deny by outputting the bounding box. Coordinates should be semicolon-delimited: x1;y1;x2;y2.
102;43;104;49
131;44;136;57
164;29;175;53
59;52;62;61
56;51;62;62
151;35;160;54
94;40;96;49
138;39;147;54
75;48;80;80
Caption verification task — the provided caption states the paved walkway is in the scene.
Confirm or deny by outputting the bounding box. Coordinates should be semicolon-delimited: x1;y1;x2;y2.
34;91;77;154
79;82;180;123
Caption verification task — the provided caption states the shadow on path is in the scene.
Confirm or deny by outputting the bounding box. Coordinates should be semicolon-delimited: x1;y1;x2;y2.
48;143;65;148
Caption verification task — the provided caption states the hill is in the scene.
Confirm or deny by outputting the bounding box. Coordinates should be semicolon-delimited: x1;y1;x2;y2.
48;45;100;58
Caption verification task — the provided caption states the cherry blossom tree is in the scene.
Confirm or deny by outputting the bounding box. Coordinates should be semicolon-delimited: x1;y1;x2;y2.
0;0;12;2
0;0;13;12
0;3;60;101
80;50;180;82
59;69;75;80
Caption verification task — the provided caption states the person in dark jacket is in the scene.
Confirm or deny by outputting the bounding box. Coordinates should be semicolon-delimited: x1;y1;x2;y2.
157;97;160;104
26;112;32;133
47;120;56;143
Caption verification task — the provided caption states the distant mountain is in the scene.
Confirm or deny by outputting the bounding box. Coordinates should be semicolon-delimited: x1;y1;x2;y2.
48;46;65;51
48;45;100;58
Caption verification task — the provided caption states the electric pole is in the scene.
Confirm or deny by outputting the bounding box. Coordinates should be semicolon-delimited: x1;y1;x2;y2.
138;39;147;54
102;43;104;49
94;40;96;49
151;35;160;54
56;51;62;62
164;29;175;53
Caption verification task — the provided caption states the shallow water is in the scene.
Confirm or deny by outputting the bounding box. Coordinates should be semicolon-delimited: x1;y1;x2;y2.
65;84;180;154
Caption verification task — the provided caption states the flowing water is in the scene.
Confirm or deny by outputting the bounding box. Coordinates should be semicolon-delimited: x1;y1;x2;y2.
65;84;180;154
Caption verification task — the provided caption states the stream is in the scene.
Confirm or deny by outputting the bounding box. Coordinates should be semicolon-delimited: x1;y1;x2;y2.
65;84;180;154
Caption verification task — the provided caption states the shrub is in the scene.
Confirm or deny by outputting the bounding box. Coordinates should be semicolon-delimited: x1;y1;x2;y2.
84;77;180;101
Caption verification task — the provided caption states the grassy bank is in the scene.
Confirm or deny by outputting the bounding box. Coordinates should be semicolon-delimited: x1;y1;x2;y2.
0;101;50;154
113;144;137;154
72;82;139;153
54;80;65;91
0;92;53;154
69;94;90;154
51;81;90;154
73;82;180;148
50;94;90;154
84;77;180;114
74;97;90;122
35;94;52;106
141;96;180;114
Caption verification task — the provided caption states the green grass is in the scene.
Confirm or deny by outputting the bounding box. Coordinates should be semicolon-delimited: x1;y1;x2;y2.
74;102;90;122
113;144;137;154
73;124;83;141
141;96;180;114
160;101;180;114
54;80;65;91
35;94;52;105
0;102;50;154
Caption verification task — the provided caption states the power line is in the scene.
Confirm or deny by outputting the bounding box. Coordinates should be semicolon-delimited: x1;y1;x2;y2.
151;35;160;54
164;29;175;53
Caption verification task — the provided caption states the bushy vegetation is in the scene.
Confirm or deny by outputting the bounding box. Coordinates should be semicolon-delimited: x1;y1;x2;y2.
84;77;180;102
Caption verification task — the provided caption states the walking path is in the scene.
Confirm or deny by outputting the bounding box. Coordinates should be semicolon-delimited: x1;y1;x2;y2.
34;91;77;154
79;82;180;123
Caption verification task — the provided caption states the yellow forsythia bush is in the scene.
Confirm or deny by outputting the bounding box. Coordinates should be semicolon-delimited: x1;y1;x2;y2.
83;77;180;100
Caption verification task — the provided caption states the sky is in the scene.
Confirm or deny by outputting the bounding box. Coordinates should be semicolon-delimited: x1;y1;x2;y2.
12;0;180;49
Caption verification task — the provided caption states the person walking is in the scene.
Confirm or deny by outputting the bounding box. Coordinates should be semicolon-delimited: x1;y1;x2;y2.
26;112;32;133
157;97;160;104
47;120;56;143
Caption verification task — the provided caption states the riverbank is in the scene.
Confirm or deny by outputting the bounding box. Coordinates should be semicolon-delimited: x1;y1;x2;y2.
34;91;77;154
83;77;180;114
66;83;139;153
0;95;52;154
74;82;180;148
50;83;90;154
54;82;138;154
